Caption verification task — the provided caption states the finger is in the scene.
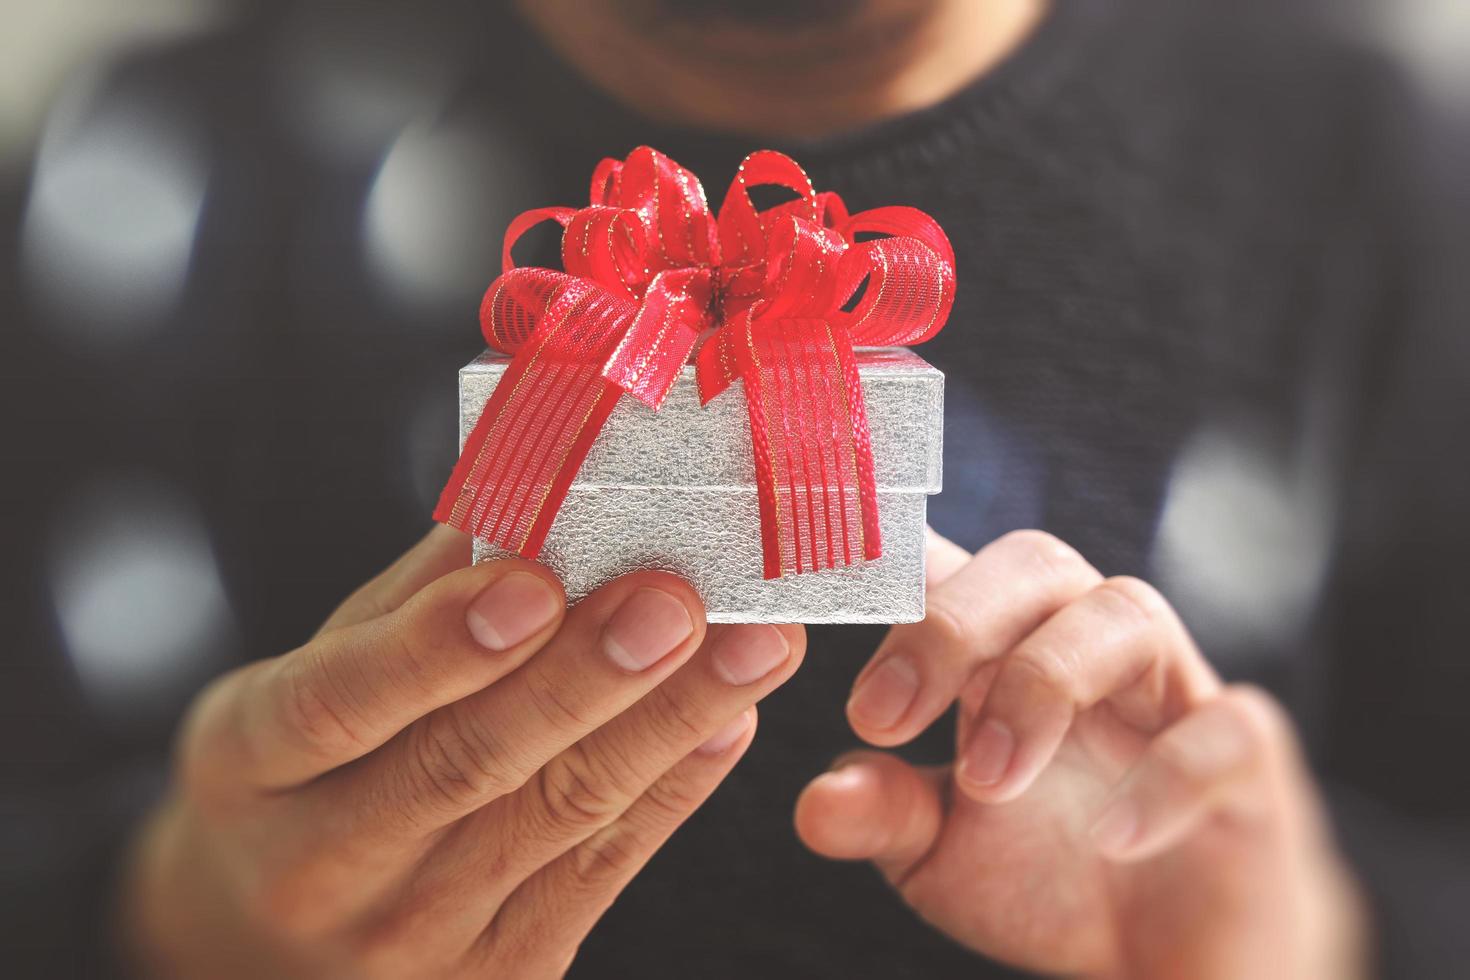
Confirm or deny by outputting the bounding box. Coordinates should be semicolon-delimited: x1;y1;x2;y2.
847;530;1102;747
392;622;804;941
955;576;1220;804
319;525;472;634
470;623;803;888
327;571;708;835
794;751;946;883
1089;685;1296;862
925;526;972;584
183;558;565;793
474;709;757;977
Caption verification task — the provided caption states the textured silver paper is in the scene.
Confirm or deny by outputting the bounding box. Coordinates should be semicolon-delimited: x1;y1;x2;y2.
461;347;944;623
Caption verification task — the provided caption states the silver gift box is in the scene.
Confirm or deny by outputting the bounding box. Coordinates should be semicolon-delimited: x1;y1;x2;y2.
461;347;944;623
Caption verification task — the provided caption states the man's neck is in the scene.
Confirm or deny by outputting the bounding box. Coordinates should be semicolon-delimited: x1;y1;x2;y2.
514;0;1049;139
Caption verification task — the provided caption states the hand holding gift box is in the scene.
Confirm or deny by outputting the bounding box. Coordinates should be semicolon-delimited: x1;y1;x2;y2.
436;147;955;623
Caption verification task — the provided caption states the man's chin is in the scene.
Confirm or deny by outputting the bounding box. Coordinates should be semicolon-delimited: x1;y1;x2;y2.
645;0;872;27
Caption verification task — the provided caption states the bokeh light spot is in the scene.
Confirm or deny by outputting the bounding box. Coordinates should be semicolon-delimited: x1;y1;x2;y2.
21;88;206;344
47;475;235;713
1151;421;1334;664
363;117;544;317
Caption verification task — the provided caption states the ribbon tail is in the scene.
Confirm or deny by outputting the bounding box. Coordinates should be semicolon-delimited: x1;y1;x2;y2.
434;349;621;558
437;284;636;557
742;319;880;579
695;325;740;405
832;325;883;564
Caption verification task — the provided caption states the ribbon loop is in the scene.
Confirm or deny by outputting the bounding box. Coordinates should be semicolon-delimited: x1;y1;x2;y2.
561;206;648;299
500;207;574;274
608;146;718;271
437;147;955;582
755;215;848;320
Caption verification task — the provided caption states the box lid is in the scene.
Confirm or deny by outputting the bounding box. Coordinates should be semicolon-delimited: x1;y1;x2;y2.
459;346;943;493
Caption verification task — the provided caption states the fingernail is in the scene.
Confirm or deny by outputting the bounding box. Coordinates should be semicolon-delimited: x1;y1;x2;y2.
959;719;1014;788
847;656;920;730
710;625;789;686
603;588;695;672
1090;798;1140;856
466;572;561;651
697;712;752;755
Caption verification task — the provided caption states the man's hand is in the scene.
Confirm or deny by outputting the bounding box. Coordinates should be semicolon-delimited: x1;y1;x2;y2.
121;527;804;979
795;529;1366;980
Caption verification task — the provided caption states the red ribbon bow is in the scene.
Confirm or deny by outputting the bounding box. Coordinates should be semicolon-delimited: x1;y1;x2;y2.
434;147;955;579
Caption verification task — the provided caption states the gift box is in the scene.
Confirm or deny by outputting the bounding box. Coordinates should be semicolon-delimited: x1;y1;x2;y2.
461;346;944;623
435;146;956;625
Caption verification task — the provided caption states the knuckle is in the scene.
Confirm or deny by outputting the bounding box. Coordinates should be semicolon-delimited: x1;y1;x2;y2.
1007;641;1079;699
535;744;625;833
1220;684;1289;752
1095;576;1171;629
641;684;709;746
994;529;1090;582
921;597;977;652
641;772;704;822
1152;687;1292;787
379;617;452;703
409;711;508;815
279;650;374;760
569;826;644;887
993;528;1065;557
522;664;598;733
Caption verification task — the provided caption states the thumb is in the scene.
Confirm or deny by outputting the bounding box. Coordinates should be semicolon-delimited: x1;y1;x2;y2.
794;750;946;883
318;524;472;634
